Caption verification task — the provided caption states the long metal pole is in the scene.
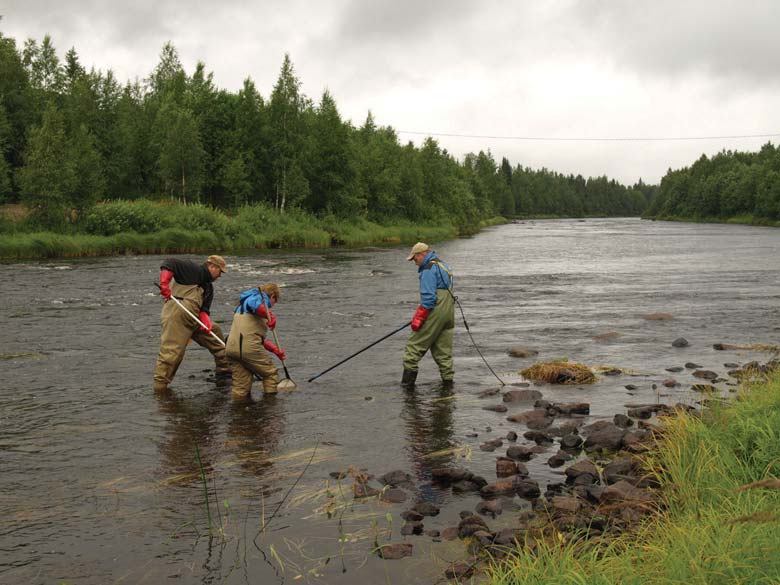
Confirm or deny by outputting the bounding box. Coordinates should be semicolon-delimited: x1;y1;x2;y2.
307;321;412;383
166;292;226;347
262;294;295;385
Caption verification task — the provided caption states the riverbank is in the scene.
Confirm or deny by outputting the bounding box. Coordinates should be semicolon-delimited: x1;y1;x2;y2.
0;200;506;260
641;213;780;228
485;368;780;584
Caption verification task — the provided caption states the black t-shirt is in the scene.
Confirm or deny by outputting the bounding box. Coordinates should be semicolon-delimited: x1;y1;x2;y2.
161;258;215;314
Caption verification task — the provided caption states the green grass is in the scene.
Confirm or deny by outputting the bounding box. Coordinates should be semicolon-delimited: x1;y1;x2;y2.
642;213;780;228
0;200;499;259
486;371;780;584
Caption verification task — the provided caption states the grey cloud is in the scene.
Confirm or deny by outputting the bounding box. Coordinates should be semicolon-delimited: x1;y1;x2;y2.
336;0;477;43
574;0;780;86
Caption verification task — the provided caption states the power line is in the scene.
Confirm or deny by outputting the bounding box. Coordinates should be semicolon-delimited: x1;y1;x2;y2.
396;130;780;142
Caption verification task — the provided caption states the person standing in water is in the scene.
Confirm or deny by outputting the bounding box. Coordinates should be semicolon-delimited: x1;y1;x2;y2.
153;255;230;393
402;243;455;389
226;283;286;399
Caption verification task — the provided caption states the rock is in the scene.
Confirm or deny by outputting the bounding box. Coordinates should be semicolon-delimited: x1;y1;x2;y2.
483;404;508;413
557;420;583;436
480;479;517;497
672;338;689;348
560;434;583;450
552;402;590;415
476;498;503;517
380;488;408;503
353;482;380;498
442;526;459;540
693;369;718;380
506;445;536;461
496;457;520;477
614;413;633;428
472;529;495;546
662;378;680;387
377;543;413;559
452;480;481;493
584;426;626;452
624;384;638;390
723;362;740;368
431;468;470;483
593;331;620;342
603;457;636;485
329;470;348;480
401;510;424;522
480;439;503;452
644;312;673;320
506;431;518;442
508;347;539;358
413;502;440;517
401;521;424;535
548;450;573;468
380;470;414;487
599;480;655;504
524;431;555;445
514;478;541;499
458;515;490;538
444;561;474;580
493;528;525;546
503;389;544;402
684;362;702;369
565;459;598;482
425;529;440;538
582;420;619;433
627;405;654;419
477;388;502;398
602;368;622;376
551;496;581;514
665;366;684;373
507;409;554;429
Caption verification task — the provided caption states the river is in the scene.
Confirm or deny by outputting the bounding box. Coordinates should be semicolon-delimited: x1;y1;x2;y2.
1;218;778;584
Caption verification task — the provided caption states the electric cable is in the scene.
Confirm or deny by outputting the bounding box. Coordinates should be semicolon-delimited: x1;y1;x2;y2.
397;130;780;142
451;293;506;386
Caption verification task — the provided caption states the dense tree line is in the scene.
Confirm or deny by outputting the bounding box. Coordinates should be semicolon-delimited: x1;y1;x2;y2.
645;143;780;222
0;32;650;232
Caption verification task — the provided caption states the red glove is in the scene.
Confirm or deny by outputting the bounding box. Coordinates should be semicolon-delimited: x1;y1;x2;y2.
254;303;276;329
411;305;431;332
198;311;212;333
159;269;173;300
263;339;286;361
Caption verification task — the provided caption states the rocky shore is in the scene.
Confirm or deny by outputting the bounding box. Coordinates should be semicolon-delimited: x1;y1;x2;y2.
330;353;779;581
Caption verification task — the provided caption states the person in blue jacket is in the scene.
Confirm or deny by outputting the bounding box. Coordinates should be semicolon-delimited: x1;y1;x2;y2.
225;283;286;398
402;242;455;388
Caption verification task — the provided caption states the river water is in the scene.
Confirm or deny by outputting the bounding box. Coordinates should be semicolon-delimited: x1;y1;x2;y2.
1;218;778;584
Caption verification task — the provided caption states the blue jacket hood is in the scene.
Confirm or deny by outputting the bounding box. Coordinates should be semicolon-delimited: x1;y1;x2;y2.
235;288;273;314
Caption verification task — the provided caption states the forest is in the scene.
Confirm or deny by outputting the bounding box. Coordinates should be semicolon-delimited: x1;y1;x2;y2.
0;32;651;242
644;143;780;224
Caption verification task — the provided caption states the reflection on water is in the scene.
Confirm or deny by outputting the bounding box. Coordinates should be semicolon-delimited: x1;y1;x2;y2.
402;385;457;502
1;219;779;584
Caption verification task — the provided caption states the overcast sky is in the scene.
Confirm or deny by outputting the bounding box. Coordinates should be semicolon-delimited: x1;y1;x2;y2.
3;0;780;184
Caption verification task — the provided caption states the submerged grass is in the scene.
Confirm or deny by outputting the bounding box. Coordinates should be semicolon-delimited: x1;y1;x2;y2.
520;361;597;384
486;371;780;584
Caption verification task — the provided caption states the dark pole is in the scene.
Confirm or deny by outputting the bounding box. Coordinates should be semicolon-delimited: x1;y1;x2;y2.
307;321;412;383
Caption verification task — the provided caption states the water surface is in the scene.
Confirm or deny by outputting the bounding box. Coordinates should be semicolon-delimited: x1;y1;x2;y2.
2;218;778;584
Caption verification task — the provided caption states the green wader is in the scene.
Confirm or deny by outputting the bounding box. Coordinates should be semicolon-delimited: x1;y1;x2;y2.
153;282;229;392
403;288;455;381
225;311;279;398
